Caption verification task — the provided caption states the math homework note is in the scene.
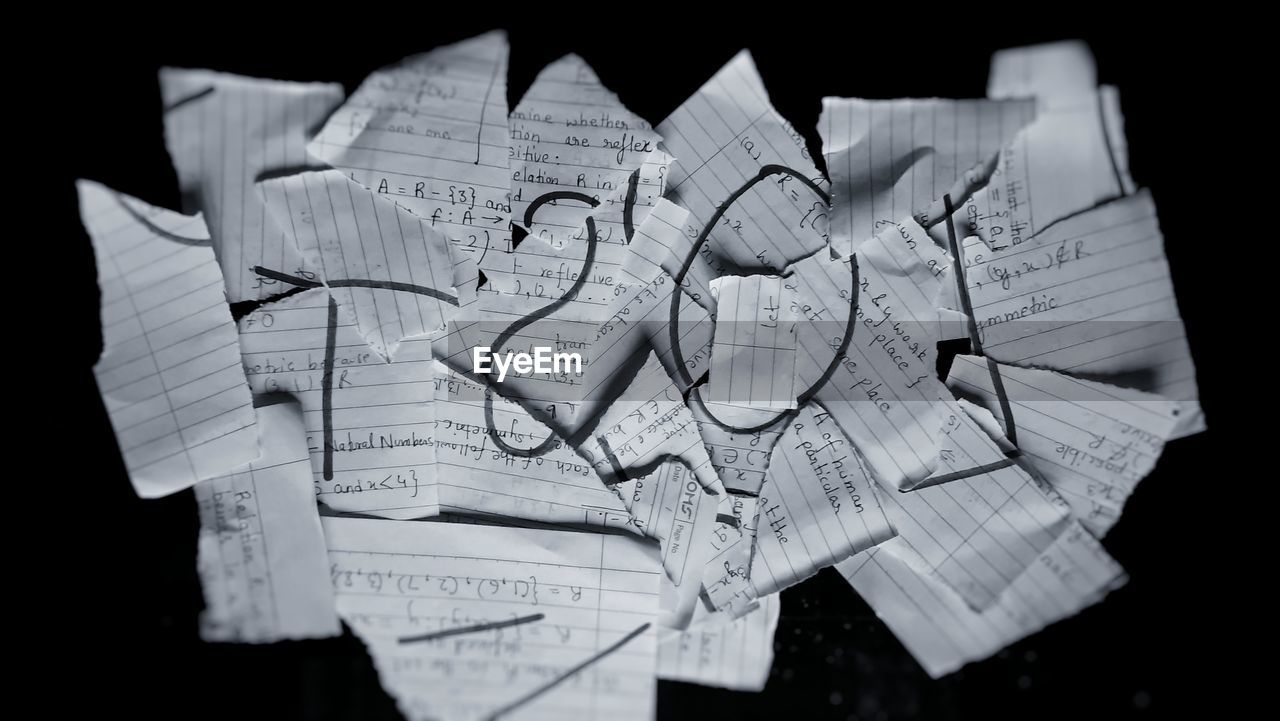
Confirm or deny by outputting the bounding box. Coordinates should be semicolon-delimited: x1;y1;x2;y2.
322;516;662;721
307;32;512;280
195;401;340;642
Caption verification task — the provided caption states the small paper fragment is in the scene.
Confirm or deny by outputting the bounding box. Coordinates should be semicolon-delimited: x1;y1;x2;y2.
988;40;1099;111
80;179;259;498
657;592;780;691
700;492;761;618
237;288;442;519
195;401;340;642
707;275;799;411
615;461;720;629
659;50;830;272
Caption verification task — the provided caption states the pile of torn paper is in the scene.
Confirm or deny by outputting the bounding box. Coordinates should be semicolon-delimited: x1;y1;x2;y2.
79;33;1203;719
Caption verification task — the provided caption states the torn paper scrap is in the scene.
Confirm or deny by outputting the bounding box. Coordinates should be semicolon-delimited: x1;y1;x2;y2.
747;407;896;599
700;493;761;618
658;50;829;271
307;32;512;259
431;363;632;528
838;522;1126;678
195;401;340;642
958;191;1203;436
818;97;1035;254
495;141;674;296
788;217;956;491
159;68;344;302
782;209;1076;611
322;516;662;721
988;40;1099;111
805;238;1068;605
509;53;661;246
558;198;695;414
707;274;800;410
615;461;720;629
624;196;720;316
443;171;688;461
658;591;780;691
257;168;462;359
568;194;721;409
930;88;1135;251
577;351;721;491
237;288;441;519
430;277;597;428
573;199;717;414
80;179;258;498
689;397;788;496
947;355;1180;536
871;408;1076;612
749;404;895;597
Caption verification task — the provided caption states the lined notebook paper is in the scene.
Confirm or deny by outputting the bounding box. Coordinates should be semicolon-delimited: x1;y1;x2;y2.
701;492;761;618
658;592;780;691
237;288;441;519
307;31;512;271
577;351;721;490
658;51;829;273
615;460;720;628
839;522;1126;677
706;274;799;411
749;404;895;597
257;168;463;359
819;97;1035;254
988;40;1099;111
80;179;259;498
322;516;662;721
787;217;957;491
509;53;660;247
195;401;339;642
786;218;1078;610
160;68;344;302
431;364;631;527
931;89;1135;253
690;397;787;496
959;191;1202;435
947;355;1180;536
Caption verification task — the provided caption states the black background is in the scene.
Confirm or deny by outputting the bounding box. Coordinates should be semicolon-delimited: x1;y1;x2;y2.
29;18;1246;721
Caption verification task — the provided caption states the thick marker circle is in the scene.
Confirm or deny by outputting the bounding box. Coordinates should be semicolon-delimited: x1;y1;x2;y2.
667;164;858;433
